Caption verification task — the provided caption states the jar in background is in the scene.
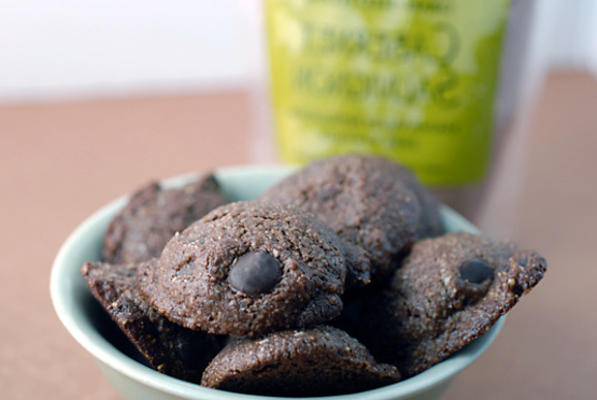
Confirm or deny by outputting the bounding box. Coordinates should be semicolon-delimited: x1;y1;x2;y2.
259;0;541;224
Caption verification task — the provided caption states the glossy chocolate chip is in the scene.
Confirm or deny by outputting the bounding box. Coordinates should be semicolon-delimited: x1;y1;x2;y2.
228;252;282;295
458;259;493;284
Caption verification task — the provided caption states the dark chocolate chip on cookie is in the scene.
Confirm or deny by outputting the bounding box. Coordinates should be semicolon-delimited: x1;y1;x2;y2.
359;232;547;377
138;200;370;336
80;260;221;382
262;154;443;280
201;326;401;396
102;173;228;264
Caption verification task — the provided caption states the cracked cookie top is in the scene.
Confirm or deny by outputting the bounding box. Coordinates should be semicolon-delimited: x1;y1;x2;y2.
138;200;369;336
262;154;442;280
201;326;401;396
358;232;546;377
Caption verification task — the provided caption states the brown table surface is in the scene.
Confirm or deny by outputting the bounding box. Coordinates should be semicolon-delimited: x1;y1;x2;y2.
1;72;595;399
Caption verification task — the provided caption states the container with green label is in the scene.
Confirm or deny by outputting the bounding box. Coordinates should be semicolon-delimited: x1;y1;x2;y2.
264;0;537;218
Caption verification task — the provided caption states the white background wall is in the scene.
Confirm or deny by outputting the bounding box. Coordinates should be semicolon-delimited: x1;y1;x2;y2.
0;0;249;101
0;0;595;103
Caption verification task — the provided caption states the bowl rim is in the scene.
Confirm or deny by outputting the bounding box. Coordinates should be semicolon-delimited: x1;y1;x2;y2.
50;164;505;400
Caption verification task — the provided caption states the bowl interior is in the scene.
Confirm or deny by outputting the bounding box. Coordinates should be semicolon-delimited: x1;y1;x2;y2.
51;165;504;400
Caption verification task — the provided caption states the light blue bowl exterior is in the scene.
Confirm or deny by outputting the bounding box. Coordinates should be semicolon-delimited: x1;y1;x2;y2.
50;165;504;400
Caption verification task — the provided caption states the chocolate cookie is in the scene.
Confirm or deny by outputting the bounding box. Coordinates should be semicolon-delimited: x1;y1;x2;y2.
393;161;443;239
80;260;221;382
359;232;547;377
201;326;400;396
102;174;228;264
262;154;442;279
138;201;370;336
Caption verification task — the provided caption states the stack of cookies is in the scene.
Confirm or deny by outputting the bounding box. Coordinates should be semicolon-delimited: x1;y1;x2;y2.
81;155;546;396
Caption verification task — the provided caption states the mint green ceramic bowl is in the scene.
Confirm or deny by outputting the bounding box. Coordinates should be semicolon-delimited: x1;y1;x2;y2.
50;166;504;400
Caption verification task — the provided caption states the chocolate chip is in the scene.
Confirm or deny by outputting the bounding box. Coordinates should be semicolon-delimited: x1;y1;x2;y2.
458;259;493;284
228;252;282;295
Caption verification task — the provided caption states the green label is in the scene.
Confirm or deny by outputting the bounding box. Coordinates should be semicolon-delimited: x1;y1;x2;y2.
266;0;510;185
